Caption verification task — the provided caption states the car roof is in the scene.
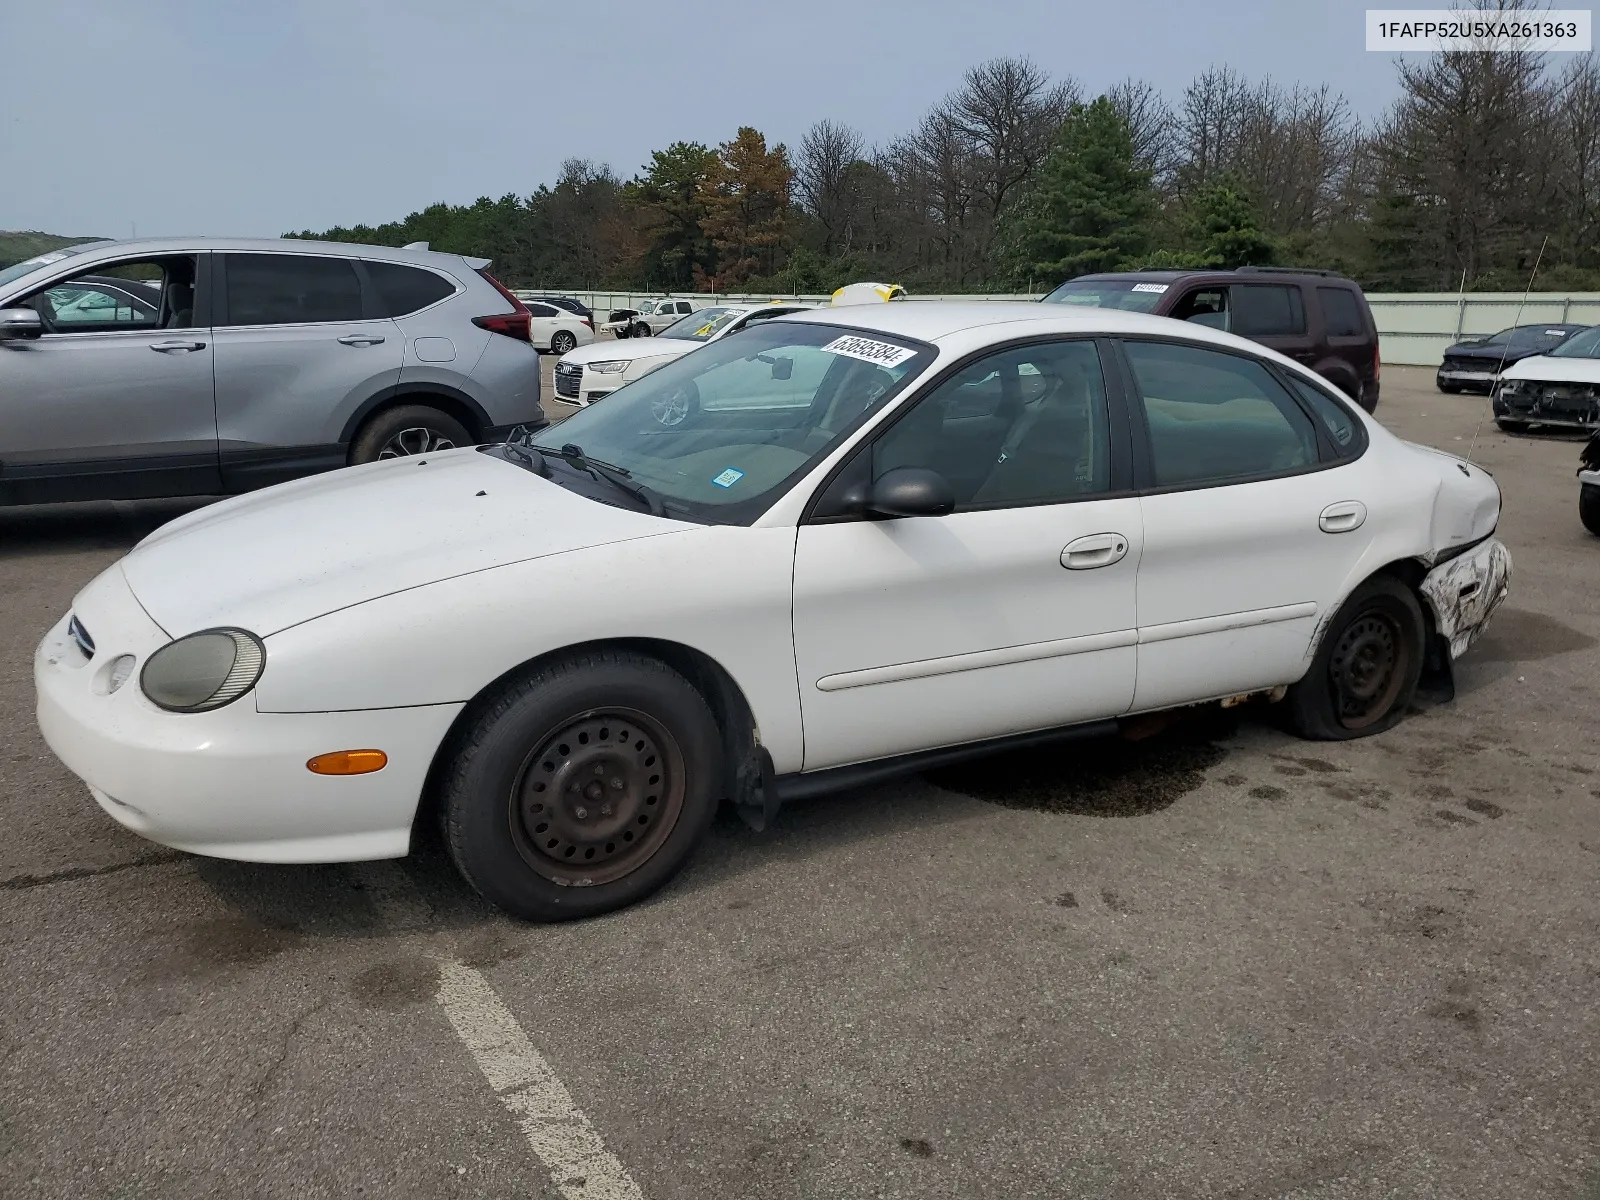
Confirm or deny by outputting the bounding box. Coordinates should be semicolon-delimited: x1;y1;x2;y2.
776;300;1246;345
1067;268;1360;286
16;236;487;272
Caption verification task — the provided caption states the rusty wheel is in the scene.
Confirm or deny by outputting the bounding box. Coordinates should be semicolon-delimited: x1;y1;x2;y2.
509;710;685;886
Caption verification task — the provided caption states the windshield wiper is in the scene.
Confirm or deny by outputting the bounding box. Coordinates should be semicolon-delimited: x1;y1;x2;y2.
535;442;667;518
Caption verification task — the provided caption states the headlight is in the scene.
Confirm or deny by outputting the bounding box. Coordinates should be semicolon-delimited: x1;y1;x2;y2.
587;360;630;374
140;628;265;712
1498;380;1520;394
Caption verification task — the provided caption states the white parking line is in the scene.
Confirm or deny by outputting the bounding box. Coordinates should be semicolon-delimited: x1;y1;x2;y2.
436;961;644;1200
352;862;644;1200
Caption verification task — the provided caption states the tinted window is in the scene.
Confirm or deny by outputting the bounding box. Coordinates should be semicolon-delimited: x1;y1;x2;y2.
1232;285;1305;336
873;341;1110;509
1317;287;1365;337
1506;325;1573;349
1124;341;1318;487
224;254;363;325
1287;376;1359;452
525;302;558;317
366;260;455;317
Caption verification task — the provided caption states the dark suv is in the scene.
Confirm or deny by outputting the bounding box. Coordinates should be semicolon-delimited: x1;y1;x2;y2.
1043;267;1381;411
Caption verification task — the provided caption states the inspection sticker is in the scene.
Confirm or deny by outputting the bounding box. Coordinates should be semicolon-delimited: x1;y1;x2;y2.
1131;282;1169;293
711;467;745;488
821;335;916;368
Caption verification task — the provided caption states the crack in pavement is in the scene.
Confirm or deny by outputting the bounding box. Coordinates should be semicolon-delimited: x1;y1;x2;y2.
0;849;187;891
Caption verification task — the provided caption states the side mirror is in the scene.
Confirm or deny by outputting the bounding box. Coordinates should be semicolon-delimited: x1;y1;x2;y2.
865;466;955;518
0;307;43;340
769;355;793;380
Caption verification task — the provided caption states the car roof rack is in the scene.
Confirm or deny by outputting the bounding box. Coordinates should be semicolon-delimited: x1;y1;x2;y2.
1234;265;1340;278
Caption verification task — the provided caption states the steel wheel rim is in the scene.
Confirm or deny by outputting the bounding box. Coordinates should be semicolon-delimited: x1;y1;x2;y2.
650;388;691;427
508;707;685;886
1328;609;1409;729
378;427;455;458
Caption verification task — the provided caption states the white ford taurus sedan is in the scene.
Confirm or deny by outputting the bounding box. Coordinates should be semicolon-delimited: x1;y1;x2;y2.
37;303;1511;921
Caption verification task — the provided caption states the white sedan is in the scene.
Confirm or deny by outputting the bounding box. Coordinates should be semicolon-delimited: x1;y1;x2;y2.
37;303;1511;921
553;302;814;411
520;298;594;355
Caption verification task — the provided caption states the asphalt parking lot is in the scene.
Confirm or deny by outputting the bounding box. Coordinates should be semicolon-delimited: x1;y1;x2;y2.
3;365;1597;1199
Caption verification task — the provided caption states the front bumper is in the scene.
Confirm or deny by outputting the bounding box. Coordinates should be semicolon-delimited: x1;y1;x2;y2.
1437;366;1497;391
34;567;462;863
1419;537;1512;660
1494;383;1600;428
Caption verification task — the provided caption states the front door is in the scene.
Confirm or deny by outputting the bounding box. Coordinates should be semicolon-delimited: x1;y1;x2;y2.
1118;337;1376;711
211;251;403;489
0;253;219;503
792;338;1140;771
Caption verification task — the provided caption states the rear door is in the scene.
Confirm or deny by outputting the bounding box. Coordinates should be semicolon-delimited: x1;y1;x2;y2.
0;252;220;503
211;252;403;489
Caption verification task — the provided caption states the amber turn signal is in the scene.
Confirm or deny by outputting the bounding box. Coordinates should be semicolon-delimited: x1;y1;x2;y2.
306;749;388;776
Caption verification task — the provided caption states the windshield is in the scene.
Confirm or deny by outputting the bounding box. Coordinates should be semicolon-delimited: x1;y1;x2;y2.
533;321;933;523
0;243;96;291
1551;326;1600;358
1041;279;1168;312
660;307;743;341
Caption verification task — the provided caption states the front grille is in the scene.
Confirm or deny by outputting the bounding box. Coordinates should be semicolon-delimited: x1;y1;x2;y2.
554;362;581;399
67;614;95;657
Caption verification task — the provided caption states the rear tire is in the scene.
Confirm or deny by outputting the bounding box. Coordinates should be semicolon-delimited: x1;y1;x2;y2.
1581;484;1600;537
1286;575;1425;740
551;330;577;355
441;650;722;921
349;405;472;464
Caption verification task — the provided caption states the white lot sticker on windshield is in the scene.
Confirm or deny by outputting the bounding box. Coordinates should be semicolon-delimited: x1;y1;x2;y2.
821;335;917;368
711;467;745;488
1546;329;1568;335
1131;282;1168;293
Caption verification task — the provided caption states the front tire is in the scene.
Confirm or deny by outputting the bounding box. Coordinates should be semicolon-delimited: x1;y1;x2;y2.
633;322;651;337
1437;381;1461;394
1495;417;1530;433
1286;575;1425;740
442;651;722;921
1581;484;1600;537
349;404;472;464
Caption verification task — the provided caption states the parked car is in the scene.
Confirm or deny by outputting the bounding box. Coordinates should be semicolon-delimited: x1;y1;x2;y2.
1492;324;1600;432
554;303;815;412
1042;267;1382;411
37;301;1509;921
1436;323;1588;394
515;293;593;322
0;237;546;505
601;298;700;338
522;299;594;355
1580;432;1600;535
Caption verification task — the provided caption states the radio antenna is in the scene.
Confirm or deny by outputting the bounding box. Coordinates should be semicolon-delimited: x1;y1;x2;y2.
1468;235;1547;463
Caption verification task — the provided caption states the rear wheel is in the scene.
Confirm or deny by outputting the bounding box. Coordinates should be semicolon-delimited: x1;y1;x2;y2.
1286;575;1425;740
1581;484;1600;537
442;650;721;921
349;404;472;464
551;330;577;355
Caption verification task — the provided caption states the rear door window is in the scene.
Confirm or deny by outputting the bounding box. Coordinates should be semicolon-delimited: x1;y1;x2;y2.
223;254;364;326
366;260;455;317
1316;287;1366;337
1232;285;1306;336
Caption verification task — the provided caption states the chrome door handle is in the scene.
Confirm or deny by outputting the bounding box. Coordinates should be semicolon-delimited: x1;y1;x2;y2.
1061;532;1130;570
1319;501;1367;534
149;340;206;352
337;334;386;346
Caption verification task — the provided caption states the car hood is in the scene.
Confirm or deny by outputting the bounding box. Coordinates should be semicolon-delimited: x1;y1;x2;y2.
119;449;679;637
559;339;696;368
1443;343;1536;364
1499;354;1600;383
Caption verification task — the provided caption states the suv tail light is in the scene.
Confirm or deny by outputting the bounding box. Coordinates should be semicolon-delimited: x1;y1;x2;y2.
474;269;532;342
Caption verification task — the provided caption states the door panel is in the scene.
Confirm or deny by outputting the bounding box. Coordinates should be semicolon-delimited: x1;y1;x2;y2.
793;500;1142;769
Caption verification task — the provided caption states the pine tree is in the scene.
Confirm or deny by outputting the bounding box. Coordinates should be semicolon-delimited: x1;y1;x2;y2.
1005;97;1156;285
1184;177;1277;267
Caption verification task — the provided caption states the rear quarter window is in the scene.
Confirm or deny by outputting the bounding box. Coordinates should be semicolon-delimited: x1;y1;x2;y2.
1317;287;1367;338
366;260;457;317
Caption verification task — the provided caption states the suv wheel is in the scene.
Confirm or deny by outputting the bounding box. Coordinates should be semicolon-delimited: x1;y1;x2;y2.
350;404;472;465
1581;484;1600;537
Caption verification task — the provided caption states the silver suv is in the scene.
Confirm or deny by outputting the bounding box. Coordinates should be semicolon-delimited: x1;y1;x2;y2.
0;238;546;505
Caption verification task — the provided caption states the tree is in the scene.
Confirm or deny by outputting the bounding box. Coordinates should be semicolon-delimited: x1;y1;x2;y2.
629;141;718;288
1003;97;1156;285
698;127;794;290
796;119;866;256
1184;177;1276;267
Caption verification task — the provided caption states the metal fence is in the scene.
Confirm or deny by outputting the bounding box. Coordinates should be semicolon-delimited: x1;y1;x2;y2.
519;288;1600;368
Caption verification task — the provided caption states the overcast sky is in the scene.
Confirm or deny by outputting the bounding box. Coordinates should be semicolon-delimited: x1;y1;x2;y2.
2;0;1403;239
